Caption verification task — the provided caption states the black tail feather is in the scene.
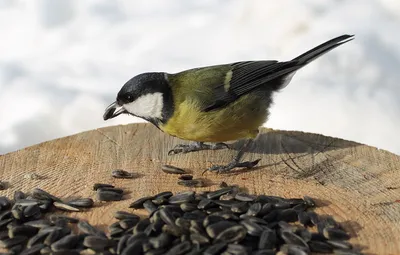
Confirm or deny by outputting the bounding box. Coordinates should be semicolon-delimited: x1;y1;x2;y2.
291;34;354;65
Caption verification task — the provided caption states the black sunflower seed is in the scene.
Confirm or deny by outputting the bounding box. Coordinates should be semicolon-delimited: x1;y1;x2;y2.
206;221;237;238
165;240;192;255
178;175;193;180
31;188;61;203
20;243;46;255
112;169;136;179
53;202;80;212
214;225;247;243
206;188;233;200
129;196;155;209
51;234;80;251
0;197;11;209
0;235;28;248
258;228;276;249
177;179;205;187
9;225;39;238
309;240;333;253
235;192;256;202
66;198;94;208
83;235;115;250
203;242;227;255
93;183;114;191
168;191;195;204
161;165;187;174
323;227;351;240
97;190;123;201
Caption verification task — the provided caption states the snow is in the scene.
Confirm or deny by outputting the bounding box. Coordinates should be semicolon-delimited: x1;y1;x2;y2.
1;0;400;155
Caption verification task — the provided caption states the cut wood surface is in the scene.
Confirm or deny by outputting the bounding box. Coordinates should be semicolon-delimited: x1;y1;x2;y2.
0;123;400;254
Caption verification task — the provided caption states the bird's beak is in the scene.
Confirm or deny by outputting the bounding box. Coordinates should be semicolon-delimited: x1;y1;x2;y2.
103;101;127;120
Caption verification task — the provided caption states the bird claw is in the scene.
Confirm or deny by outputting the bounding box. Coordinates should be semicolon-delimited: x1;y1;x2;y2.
168;145;189;155
168;142;230;156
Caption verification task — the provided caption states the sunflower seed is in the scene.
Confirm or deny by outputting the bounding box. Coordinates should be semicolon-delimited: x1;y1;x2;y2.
112;169;136;179
240;220;264;236
20;243;46;255
333;249;363;255
114;211;140;221
280;231;309;250
277;209;298;222
161;165;187;174
143;200;157;215
206;221;237;238
225;244;249;255
26;231;48;248
206;188;232;200
83;235;115;249
116;234;130;254
98;187;124;194
214;225;247;243
203;242;227;255
323;227;351;240
129;196;155;209
235;192;256;202
190;233;209;245
93;183;114;191
178;175;193;180
309;240;333;253
49;214;79;224
0;210;12;221
165;240;192;255
327;240;353;249
51;234;79;251
44;229;68;246
66;198;94;208
31;188;61;202
77;221;106;237
177;179;205;187
258;228;276;250
9;225;38;238
121;239;143;255
0;235;28;248
252;249;276;255
52;202;80;212
23;205;41;218
119;219;138;230
231;202;249;214
168;191;195;204
96;190;123;201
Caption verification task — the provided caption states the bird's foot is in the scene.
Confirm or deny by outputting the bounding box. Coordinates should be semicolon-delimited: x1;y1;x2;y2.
206;158;261;174
168;142;230;155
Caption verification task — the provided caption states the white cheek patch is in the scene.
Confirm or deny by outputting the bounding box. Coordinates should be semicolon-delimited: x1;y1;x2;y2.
123;92;164;119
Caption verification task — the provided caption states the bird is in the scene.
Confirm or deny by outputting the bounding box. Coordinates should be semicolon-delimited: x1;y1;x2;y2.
103;34;354;173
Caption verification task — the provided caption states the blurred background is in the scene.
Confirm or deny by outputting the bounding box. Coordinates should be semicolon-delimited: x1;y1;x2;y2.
1;0;400;155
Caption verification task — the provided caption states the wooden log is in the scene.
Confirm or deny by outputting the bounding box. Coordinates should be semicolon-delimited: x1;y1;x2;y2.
0;123;399;254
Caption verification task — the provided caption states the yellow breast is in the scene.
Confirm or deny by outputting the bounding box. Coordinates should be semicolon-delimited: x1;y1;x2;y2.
159;93;268;142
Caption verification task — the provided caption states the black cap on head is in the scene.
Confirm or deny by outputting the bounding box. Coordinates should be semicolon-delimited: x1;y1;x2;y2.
116;72;168;105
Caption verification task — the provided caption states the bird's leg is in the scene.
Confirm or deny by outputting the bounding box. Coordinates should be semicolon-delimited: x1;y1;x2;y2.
168;141;230;155
206;138;260;174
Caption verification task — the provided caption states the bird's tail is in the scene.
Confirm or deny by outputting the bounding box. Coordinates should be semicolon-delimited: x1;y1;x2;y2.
273;34;354;90
291;34;354;65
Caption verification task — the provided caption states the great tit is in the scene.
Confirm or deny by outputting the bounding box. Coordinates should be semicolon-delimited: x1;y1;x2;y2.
103;34;354;173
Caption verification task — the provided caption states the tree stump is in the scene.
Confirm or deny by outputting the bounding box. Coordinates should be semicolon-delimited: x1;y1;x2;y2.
0;123;399;254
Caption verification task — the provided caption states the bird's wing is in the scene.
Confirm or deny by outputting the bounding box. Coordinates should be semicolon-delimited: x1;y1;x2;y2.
200;60;300;112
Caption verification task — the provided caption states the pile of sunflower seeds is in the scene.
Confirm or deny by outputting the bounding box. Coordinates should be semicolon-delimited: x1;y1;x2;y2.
0;185;364;255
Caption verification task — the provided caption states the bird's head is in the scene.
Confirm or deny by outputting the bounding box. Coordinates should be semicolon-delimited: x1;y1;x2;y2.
103;72;171;123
